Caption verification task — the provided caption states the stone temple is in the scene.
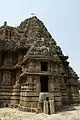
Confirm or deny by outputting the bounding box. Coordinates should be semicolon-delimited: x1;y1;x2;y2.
0;16;79;114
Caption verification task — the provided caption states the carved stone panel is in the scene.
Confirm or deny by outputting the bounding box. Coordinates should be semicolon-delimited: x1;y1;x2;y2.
3;55;12;67
0;72;2;83
1;71;11;85
0;52;2;66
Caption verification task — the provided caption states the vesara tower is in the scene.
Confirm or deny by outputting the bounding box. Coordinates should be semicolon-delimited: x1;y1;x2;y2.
0;16;79;114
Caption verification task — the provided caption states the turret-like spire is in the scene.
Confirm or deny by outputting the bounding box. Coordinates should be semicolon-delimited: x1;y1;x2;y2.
4;21;7;26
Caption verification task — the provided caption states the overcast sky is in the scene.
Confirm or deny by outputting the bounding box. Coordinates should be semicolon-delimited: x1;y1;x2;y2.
0;0;80;77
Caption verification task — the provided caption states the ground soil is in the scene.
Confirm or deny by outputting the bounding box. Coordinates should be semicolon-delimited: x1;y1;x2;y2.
0;104;80;120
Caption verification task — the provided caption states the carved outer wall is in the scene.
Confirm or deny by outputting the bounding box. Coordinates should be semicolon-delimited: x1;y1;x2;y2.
0;16;79;113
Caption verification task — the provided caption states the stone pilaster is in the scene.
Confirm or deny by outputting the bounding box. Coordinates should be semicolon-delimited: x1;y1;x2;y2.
43;100;48;114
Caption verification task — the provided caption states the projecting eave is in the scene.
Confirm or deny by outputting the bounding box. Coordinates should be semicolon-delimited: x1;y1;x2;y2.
59;55;69;61
21;54;61;65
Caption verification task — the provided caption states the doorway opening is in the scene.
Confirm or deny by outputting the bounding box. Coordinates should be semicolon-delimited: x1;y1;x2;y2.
41;62;48;71
40;76;48;92
46;97;50;115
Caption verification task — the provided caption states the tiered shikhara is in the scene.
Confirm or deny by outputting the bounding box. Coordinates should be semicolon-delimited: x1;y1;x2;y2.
0;16;79;114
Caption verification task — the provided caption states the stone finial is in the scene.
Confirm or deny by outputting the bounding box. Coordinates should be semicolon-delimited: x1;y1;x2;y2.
4;21;7;26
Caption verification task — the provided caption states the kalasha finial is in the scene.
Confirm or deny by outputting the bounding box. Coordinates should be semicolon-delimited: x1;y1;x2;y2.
4;21;7;26
31;13;36;16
